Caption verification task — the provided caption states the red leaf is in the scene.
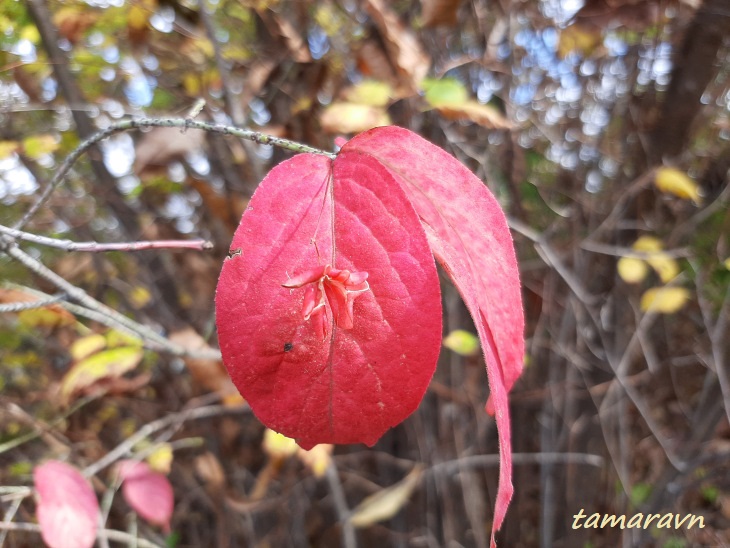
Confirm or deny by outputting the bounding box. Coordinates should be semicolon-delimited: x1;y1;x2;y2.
215;152;442;448
34;461;98;548
118;460;174;532
345;127;524;546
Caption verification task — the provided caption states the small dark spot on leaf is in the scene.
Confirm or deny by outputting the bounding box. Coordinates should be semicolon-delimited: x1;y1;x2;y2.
227;248;242;259
284;342;293;352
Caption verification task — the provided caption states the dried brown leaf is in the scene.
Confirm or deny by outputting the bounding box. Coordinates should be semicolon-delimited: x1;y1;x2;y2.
349;465;425;527
435;102;513;129
363;0;430;93
194;452;226;494
133;127;206;174
421;0;462;27
168;327;239;401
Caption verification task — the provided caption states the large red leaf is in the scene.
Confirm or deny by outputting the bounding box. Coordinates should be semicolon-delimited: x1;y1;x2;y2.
215;152;441;449
344;127;524;546
34;461;99;548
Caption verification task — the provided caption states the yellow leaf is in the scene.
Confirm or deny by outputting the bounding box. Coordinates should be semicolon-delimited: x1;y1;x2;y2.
646;253;680;283
128;5;149;31
640;287;690;314
628;236;679;283
297;444;333;478
70;334;107;361
617;257;649;284
22;134;59;159
442;329;480;356
129;286;151;309
342;81;392;107
147;443;174;474
183;73;201;96
20;25;41;44
262;429;298;459
558;25;601;58
320;103;391;134
632;236;663;253
0;15;14;34
723;258;730;270
60;347;144;402
655;167;702;204
18;307;75;329
0;141;19;159
105;329;143;348
349;466;424;527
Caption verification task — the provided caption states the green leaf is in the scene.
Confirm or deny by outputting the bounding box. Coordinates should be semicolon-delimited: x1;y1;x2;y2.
421;77;469;106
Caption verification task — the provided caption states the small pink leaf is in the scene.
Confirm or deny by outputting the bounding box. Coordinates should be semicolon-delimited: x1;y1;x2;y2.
34;461;98;548
216;153;442;448
345;127;524;546
118;460;174;532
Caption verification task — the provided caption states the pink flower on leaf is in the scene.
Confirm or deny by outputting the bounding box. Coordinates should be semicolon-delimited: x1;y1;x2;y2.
283;265;369;336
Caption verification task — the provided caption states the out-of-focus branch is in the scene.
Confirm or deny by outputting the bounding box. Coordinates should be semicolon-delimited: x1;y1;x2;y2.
325;463;357;548
83;403;248;478
16;117;333;230
0;239;220;360
0;224;213;252
24;0;143;237
198;0;264;183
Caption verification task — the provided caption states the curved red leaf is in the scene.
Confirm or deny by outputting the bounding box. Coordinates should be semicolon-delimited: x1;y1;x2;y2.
34;461;98;548
215;152;441;448
345;127;524;546
118;460;174;532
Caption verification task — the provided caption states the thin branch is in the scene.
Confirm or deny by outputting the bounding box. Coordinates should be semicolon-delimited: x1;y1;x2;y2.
580;240;691;259
509;217;599;306
197;0;264;182
83;403;248;478
325;463;357;548
16;117;335;230
0;293;66;313
0;239;219;360
428;452;605;475
0;224;213;252
694;263;730;428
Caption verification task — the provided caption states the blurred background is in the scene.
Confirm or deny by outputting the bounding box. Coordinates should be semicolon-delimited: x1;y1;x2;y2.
1;0;729;546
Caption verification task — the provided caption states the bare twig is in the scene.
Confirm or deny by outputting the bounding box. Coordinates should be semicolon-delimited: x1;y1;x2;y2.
0;240;219;360
694;262;730;427
509;217;599;305
580;240;692;259
0;293;66;313
326;463;357;548
0;224;213;252
83;403;248;478
427;452;605;475
16;117;334;231
197;0;264;183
